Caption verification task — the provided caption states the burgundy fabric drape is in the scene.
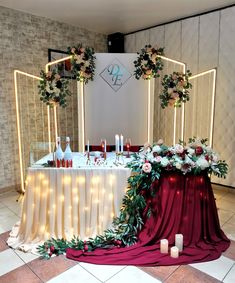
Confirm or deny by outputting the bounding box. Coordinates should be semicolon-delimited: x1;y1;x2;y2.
66;173;230;266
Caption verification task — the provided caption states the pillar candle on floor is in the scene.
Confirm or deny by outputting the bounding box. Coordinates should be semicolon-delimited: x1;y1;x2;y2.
170;246;179;258
175;234;183;252
160;239;168;253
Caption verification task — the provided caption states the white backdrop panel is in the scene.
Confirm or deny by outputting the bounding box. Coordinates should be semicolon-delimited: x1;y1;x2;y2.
84;53;148;145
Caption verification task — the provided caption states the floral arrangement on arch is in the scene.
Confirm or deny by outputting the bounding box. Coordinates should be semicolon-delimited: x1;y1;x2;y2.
68;44;96;84
38;70;71;108
160;70;192;108
134;44;164;80
37;137;227;259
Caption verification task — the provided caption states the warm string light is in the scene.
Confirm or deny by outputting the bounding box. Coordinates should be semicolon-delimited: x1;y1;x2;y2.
14;70;42;193
189;68;216;147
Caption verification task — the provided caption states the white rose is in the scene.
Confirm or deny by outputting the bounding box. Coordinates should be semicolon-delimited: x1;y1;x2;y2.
146;152;154;162
174;144;184;154
212;153;219;162
152;145;162;154
187;148;195;156
176;162;182;170
196;157;209;170
155;156;162;163
160;157;169;167
142;162;152;173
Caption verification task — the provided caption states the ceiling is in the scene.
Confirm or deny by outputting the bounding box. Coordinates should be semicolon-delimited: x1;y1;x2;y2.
0;0;234;34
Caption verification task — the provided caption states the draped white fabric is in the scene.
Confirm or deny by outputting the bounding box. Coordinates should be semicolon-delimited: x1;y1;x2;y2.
7;153;131;251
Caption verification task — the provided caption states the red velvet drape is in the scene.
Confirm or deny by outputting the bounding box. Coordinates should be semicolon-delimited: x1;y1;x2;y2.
66;173;230;266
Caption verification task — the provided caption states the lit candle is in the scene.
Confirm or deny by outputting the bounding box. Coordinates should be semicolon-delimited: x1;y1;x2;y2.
101;140;105;152
104;139;107;152
160;239;168;253
115;135;119;153
120;135;123;153
175;234;183;252
170;246;179;258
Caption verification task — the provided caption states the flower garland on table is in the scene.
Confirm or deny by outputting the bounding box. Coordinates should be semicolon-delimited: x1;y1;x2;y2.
38;70;71;108
68;44;96;84
160;70;192;108
134;44;164;80
37;137;228;259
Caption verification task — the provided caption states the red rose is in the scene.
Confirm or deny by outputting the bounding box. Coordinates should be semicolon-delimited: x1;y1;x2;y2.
116;240;122;246
195;146;203;155
84;244;89;251
205;155;209;161
50;245;55;253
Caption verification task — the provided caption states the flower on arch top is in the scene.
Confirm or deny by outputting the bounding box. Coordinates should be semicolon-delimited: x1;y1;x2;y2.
134;44;164;80
160;70;192;108
68;44;96;84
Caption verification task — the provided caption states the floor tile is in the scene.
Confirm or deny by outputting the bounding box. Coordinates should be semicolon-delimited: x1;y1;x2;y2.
106;266;161;283
0;202;6;208
15;249;40;263
27;254;78;282
0;238;9;252
0;264;42;283
217;209;234;225
222;222;235;241
0;230;11;242
165;265;221;283
223;240;235;261
139;265;179;281
0;249;25;276
190;255;234;281
80;262;126;282
223;264;235;283
47;264;100;283
226;214;235;226
216;199;235;213
221;193;235;204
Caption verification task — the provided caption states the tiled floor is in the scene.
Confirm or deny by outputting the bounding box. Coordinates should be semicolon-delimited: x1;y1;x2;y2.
0;185;235;283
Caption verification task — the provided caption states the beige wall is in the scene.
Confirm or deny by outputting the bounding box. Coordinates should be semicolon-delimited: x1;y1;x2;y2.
124;6;235;187
0;6;107;191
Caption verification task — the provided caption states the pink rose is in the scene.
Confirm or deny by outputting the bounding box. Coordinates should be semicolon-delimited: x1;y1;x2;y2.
142;162;152;173
174;144;184;154
155;156;162;163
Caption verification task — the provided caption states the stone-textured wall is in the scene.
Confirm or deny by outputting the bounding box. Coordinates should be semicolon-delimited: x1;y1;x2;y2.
0;6;107;191
124;6;235;187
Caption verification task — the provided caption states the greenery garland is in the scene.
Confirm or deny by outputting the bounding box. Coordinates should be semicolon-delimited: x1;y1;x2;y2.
68;44;96;84
160;70;192;108
38;70;71;108
134;44;164;80
37;137;228;259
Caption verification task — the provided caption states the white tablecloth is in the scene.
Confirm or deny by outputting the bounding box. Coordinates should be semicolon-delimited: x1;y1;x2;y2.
8;153;131;252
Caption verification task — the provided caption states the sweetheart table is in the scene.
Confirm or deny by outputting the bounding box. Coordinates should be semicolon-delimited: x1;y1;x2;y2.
7;153;131;251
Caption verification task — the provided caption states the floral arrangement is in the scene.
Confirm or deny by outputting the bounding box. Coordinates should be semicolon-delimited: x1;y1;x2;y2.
37;137;228;259
127;137;228;178
68;44;96;84
160;70;192;108
38;70;71;108
134;44;164;80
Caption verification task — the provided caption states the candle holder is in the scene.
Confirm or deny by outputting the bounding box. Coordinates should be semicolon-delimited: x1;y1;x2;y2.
86;151;91;165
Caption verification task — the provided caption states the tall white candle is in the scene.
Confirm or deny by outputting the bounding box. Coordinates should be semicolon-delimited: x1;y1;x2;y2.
87;140;90;152
170;246;179;258
120;135;123;153
104;139;107;152
115;135;119;153
175;234;183;252
160;239;168;254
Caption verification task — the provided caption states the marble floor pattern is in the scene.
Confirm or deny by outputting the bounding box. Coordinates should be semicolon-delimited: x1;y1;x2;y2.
0;184;235;283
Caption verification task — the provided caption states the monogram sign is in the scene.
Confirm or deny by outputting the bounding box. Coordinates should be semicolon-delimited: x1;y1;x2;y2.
99;58;132;92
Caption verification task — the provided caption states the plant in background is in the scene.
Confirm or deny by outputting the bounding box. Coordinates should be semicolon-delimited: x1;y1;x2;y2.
160;70;192;108
38;70;71;108
68;44;96;84
134;44;164;80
